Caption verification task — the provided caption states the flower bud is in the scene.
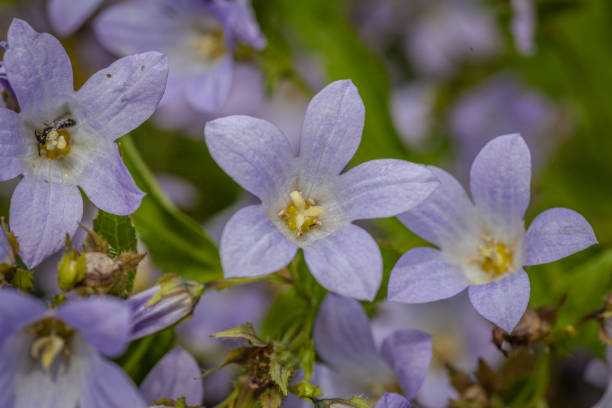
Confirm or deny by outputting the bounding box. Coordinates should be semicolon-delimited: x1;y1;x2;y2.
57;251;86;291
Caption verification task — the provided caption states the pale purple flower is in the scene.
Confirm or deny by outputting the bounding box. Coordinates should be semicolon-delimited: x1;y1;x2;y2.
586;348;612;408
388;134;597;332
141;347;204;407
205;80;439;300
390;82;435;148
47;0;104;37
0;61;18;111
313;293;432;403
0;227;9;264
0;288;146;407
0;19;168;268
511;0;536;56
375;393;411;408
94;0;265;114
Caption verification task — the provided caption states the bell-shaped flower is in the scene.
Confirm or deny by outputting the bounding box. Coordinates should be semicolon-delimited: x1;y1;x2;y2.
205;80;439;300
0;19;168;268
388;134;597;332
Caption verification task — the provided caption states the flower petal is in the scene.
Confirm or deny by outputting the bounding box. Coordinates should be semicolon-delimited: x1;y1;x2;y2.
468;269;530;332
220;204;297;278
208;0;266;49
398;166;477;249
57;296;131;357
314;294;391;383
4;19;74;118
140;347;203;406
337;159;438;221
374;393;411;408
10;177;83;268
304;224;382;301
388;247;469;303
0;108;27;181
524;207;597;266
0;288;46;346
78;144;144;215
299;80;365;184
469;134;531;235
205;116;295;201
185;56;233;113
75;52;168;141
380;330;432;400
47;0;104;37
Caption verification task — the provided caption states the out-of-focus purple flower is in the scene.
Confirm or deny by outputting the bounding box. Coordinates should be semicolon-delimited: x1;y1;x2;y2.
388;134;597;332
205;80;439;300
94;0;265;114
155;173;199;211
372;294;499;408
0;19;168;268
141;347;204;407
0;61;18;112
375;393;411;408
587;348;612;408
512;0;536;56
47;0;104;37
0;288;146;407
391;82;435;148
0;226;9;264
313;293;432;404
449;74;566;179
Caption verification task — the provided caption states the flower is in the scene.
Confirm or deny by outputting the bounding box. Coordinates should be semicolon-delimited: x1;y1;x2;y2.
0;19;168;268
47;0;104;37
312;293;432;404
205;80;439;300
0;287;146;407
0;230;9;264
374;393;411;408
511;0;536;56
388;134;597;332
94;0;265;114
585;348;612;408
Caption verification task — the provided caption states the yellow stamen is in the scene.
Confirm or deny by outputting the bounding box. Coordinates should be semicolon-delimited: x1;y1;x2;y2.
31;335;65;370
278;190;324;236
471;235;515;280
39;129;72;159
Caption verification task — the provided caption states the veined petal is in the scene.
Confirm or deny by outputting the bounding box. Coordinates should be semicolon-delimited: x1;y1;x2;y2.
4;19;74;118
57;296;131;357
388;247;469;303
380;330;432;400
374;393;411;408
10;177;83;268
47;0;104;37
468;269;530;332
314;294;391;384
469;134;531;236
185;56;233;113
205;116;295;201
75;52;168;141
0;288;46;347
140;347;203;406
77;144;144;216
524;207;597;266
0;108;27;181
299;80;365;184
220;205;297;278
337;159;438;221
304;224;382;301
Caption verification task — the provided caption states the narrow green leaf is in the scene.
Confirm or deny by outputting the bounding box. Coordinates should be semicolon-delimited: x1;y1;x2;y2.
211;322;268;347
270;355;291;396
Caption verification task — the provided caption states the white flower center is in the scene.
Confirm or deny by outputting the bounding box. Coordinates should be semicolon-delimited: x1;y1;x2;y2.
468;234;515;281
277;190;324;236
34;114;76;159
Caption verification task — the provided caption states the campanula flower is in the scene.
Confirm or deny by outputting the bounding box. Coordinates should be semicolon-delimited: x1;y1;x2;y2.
94;0;265;114
0;288;146;407
511;0;536;56
584;348;612;408
313;293;432;404
47;0;103;37
0;229;9;264
0;19;168;268
374;393;411;408
205;80;439;300
388;134;597;332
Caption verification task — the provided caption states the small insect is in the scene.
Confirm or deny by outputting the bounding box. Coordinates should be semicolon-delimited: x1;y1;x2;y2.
34;114;76;155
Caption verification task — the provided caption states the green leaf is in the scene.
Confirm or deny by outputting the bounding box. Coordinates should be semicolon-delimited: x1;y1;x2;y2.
119;136;222;282
92;210;137;256
211;322;268;347
261;387;283;408
270;355;291;396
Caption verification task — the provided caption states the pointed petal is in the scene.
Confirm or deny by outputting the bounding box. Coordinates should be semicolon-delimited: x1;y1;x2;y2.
468;269;530;332
57;296;131;357
0;108;27;181
205;116;295;201
398;166;477;249
314;294;390;383
299;80;365;184
78;144;144;215
524;207;597;266
47;0;103;37
388;247;469;303
220;204;297;278
208;0;266;49
380;330;432;400
10;177;83;268
75;52;168;141
337;159;438;221
4;19;74;118
374;393;411;408
0;288;46;346
304;224;382;301
469;134;531;235
141;347;203;406
185;56;233;113
0;331;21;407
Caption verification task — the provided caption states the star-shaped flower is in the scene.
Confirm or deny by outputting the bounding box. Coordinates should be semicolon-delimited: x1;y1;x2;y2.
205;80;439;300
388;134;597;332
0;19;168;268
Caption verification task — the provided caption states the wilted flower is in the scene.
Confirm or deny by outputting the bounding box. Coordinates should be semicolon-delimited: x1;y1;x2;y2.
389;134;597;332
511;0;536;56
0;19;168;268
95;0;265;114
205;80;439;300
0;288;146;407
